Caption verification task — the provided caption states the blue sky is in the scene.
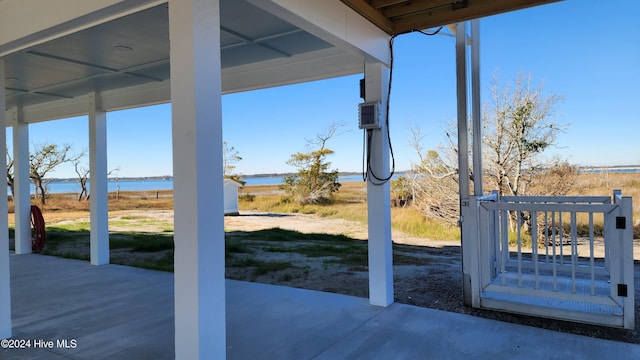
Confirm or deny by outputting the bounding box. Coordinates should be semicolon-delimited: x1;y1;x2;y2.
8;0;640;178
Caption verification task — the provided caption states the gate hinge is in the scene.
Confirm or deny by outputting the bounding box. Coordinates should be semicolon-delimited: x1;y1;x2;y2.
616;216;626;229
618;284;628;297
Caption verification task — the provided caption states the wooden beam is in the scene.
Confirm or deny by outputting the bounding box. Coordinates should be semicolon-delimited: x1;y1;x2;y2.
341;0;395;34
393;0;561;33
370;0;407;9
382;0;455;18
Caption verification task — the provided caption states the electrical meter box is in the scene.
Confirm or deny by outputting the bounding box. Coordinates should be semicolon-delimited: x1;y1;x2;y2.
358;102;381;129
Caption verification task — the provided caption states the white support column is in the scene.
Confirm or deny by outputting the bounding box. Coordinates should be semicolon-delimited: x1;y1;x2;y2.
456;22;470;200
471;19;483;196
364;61;393;307
0;60;12;338
13;108;30;255
456;21;475;307
88;93;109;265
169;0;226;358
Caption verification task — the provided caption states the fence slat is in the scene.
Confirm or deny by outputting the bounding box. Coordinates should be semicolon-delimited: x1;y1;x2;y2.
589;212;595;296
552;211;557;291
517;211;522;288
532;212;539;290
571;212;577;294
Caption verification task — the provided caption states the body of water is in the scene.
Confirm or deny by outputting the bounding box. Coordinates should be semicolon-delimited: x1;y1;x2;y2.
8;174;376;195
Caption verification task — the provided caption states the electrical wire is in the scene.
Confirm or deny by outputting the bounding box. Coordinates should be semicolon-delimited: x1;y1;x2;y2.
362;26;444;185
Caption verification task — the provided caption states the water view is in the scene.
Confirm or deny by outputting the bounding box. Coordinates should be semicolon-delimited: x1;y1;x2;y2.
9;175;371;195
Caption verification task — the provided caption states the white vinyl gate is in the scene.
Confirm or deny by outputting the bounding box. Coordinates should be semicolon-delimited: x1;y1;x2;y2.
465;190;634;329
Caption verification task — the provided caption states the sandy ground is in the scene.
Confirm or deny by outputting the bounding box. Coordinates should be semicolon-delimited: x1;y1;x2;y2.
224;210;458;247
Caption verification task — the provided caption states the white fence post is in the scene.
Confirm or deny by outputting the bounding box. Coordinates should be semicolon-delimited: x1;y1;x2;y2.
615;191;635;329
462;197;480;307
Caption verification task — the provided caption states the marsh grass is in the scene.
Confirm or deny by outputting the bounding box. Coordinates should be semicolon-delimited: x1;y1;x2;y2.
239;182;458;240
219;174;640;242
9;172;640;269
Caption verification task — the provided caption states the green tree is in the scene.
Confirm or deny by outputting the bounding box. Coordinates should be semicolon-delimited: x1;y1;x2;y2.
223;141;242;181
283;125;341;204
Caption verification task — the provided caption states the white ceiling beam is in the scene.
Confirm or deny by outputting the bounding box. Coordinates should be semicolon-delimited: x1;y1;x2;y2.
249;0;391;66
13;80;172;124
222;47;362;94
5;47;362;124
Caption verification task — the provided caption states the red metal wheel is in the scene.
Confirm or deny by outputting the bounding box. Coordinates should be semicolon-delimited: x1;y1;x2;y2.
30;205;46;253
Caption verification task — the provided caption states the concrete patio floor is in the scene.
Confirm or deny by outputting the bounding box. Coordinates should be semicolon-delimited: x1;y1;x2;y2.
2;253;640;359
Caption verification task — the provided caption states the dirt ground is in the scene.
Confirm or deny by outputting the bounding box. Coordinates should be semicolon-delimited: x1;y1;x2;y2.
223;211;640;344
43;209;640;344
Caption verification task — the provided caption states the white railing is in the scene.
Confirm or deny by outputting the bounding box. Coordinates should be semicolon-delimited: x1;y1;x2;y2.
469;191;634;329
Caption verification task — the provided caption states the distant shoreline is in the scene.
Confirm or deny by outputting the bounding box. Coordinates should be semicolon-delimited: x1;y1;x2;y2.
45;165;640;183
46;171;374;183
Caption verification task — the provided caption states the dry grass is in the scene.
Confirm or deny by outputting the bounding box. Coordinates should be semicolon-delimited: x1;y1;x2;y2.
7;172;639;240
566;172;640;237
7;190;174;226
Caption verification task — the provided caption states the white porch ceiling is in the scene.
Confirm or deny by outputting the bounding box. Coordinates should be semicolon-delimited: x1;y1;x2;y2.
1;0;366;123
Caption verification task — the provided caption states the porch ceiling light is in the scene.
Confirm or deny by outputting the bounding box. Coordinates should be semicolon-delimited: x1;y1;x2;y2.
112;45;133;53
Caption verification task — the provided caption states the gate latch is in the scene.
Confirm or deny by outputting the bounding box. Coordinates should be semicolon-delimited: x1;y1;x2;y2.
618;284;628;297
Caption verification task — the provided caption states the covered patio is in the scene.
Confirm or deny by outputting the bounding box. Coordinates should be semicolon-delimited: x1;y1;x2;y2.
3;253;639;359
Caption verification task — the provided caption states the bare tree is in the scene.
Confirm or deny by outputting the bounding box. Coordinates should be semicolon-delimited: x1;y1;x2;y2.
527;159;580;196
30;143;78;205
483;72;565;197
406;126;460;225
407;72;570;227
6;149;14;198
72;152;89;201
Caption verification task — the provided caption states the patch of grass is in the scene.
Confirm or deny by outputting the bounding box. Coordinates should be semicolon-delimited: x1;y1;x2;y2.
109;219;172;228
394;253;431;266
508;231;533;247
120;215;143;220
226;228;355;243
324;254;368;269
264;245;295;253
43;227;89;252
52;252;90;261
297;243;365;258
49;222;91;232
226;241;253;254
115;251;174;272
110;233;174;252
238;194;255;202
254;261;292;275
391;207;460;241
227;257;293;276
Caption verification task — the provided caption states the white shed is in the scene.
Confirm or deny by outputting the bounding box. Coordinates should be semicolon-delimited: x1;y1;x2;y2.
223;179;243;216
